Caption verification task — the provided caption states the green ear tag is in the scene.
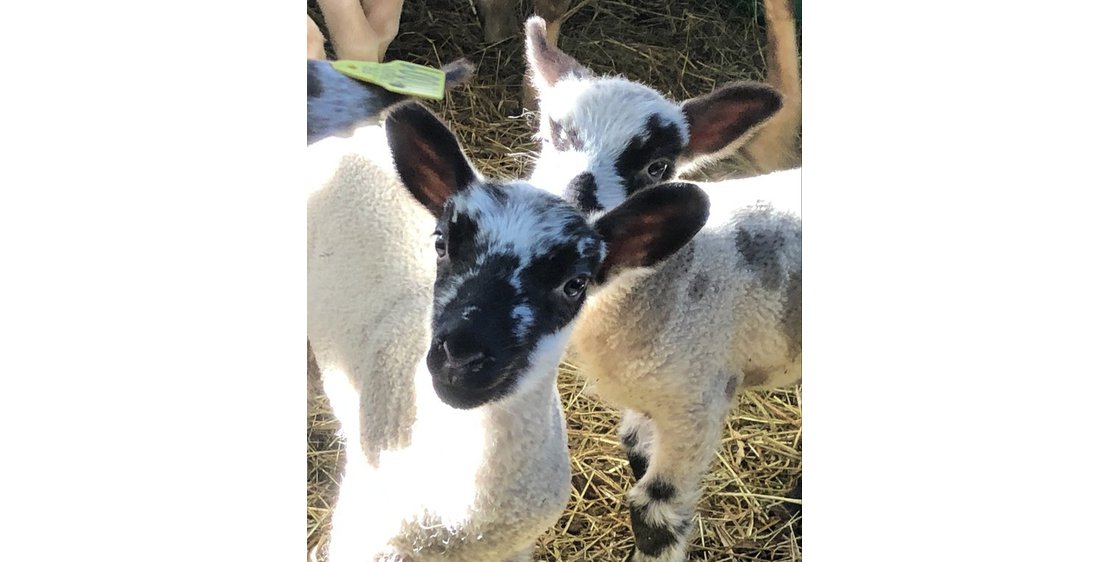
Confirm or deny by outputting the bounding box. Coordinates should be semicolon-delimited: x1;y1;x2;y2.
329;60;447;100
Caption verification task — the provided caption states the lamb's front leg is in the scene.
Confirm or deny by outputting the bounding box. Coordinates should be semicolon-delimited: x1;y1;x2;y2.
623;398;732;562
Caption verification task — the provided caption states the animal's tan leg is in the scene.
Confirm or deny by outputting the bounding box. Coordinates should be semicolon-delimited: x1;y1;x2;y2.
361;0;404;62
740;0;802;174
476;0;519;44
318;0;383;62
534;0;571;46
308;16;328;60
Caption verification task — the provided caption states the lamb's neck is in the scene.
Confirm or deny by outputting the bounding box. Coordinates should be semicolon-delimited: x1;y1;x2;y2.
409;363;561;452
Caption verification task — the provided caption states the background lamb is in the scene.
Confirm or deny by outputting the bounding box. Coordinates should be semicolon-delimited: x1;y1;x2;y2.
521;4;801;560
307;75;711;559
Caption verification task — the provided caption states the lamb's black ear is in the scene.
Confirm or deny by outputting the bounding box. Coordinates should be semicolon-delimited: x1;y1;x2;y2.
679;82;784;164
385;103;478;214
593;182;710;284
524;16;591;91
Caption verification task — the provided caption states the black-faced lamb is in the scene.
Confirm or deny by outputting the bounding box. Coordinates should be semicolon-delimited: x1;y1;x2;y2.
521;11;801;562
307;83;711;559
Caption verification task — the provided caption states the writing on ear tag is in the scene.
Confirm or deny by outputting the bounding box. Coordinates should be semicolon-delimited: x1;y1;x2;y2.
329;60;447;100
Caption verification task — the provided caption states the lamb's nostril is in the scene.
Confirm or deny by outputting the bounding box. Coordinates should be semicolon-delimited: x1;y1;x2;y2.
442;340;486;369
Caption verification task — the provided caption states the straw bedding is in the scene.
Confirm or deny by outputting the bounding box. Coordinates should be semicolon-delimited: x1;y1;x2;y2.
307;1;802;559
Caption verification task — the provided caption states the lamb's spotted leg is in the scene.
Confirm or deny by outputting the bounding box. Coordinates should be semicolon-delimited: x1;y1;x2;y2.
623;394;733;562
618;409;656;481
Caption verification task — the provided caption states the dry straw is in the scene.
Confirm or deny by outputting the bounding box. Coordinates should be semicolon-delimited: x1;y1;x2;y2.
307;0;802;559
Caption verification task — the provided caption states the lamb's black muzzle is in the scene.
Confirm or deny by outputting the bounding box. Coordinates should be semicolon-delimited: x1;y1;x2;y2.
426;327;516;410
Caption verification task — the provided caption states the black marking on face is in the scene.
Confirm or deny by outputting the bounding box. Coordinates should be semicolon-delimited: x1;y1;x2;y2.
782;270;801;360
517;240;601;337
646;480;676;502
425;187;604;409
549;118;584;151
439;203;481;267
564;172;601;214
735;225;787;289
427;252;524;409
687;271;710;302
614;115;684;197
630;503;681;557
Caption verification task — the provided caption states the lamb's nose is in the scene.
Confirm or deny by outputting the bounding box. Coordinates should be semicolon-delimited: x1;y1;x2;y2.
442;339;487;370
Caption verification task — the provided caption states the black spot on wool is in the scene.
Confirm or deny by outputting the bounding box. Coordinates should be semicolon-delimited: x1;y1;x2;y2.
735;224;787;288
687;271;710;302
628;451;649;481
549;118;584;151
564;172;602;214
629;502;681;557
646;479;676;502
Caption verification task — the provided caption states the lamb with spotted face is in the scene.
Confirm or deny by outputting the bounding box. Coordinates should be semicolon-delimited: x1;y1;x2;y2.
523;14;801;562
308;88;710;560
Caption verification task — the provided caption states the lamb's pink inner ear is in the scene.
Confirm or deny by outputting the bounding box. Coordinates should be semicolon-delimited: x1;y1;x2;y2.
593;182;710;284
385;103;477;213
680;82;784;159
524;16;590;90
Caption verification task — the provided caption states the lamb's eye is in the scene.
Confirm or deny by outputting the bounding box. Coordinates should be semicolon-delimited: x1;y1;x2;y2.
646;159;671;180
433;231;447;258
562;275;589;299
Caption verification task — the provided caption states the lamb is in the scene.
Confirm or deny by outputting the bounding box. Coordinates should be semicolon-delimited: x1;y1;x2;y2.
307;82;712;560
519;7;801;561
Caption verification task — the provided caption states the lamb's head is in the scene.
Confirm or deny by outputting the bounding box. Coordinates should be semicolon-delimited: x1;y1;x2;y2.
386;103;710;409
524;16;783;213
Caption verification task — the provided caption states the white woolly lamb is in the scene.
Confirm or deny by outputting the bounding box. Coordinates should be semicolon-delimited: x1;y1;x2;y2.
307;82;712;560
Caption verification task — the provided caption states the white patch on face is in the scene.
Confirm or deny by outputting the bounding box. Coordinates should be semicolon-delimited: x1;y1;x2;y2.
450;183;581;262
529;76;689;212
433;271;474;311
576;237;604;262
511;303;534;341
